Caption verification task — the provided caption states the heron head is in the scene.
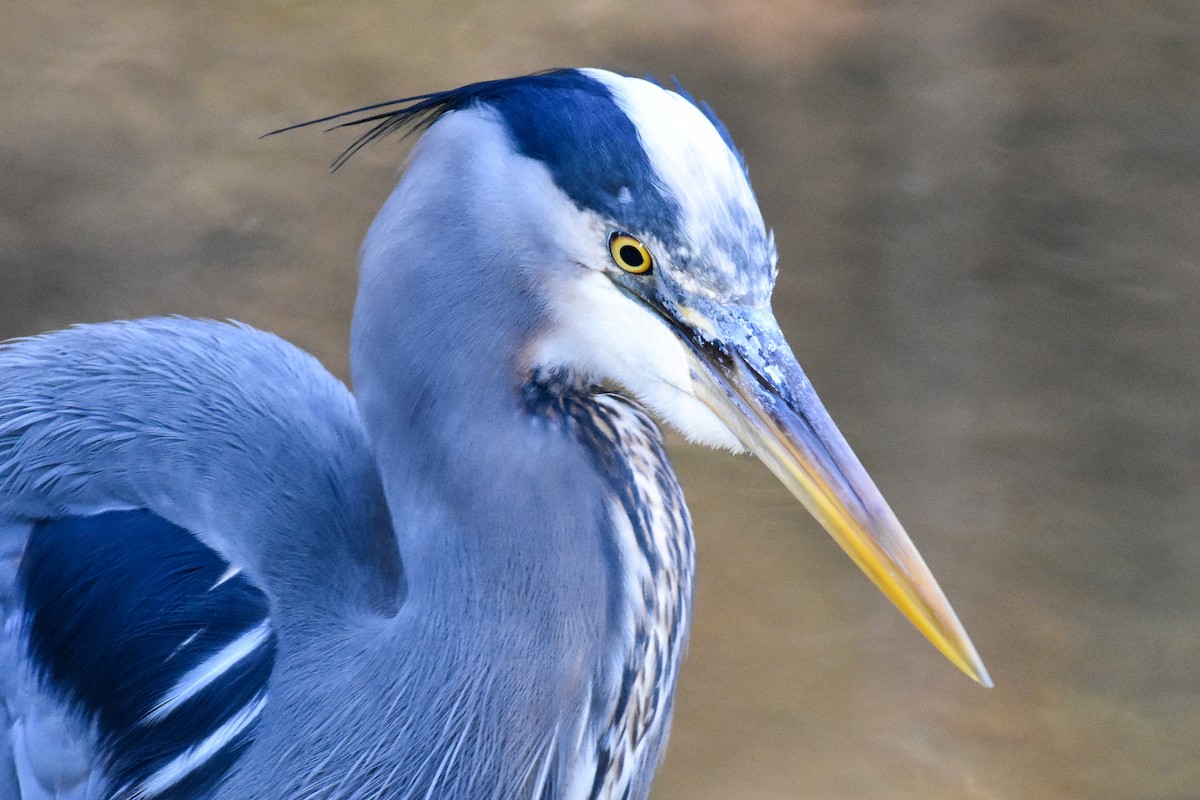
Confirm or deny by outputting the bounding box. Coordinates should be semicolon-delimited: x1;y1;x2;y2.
318;69;989;686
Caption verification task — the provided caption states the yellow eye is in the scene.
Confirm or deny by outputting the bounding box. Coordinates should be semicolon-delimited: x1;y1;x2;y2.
609;232;653;275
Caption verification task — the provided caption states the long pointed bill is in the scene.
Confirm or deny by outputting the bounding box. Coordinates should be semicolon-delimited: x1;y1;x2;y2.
678;305;991;687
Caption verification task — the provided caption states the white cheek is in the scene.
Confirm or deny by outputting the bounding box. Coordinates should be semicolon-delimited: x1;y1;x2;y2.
530;271;745;452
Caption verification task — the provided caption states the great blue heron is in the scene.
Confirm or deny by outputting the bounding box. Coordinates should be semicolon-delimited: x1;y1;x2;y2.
0;68;988;800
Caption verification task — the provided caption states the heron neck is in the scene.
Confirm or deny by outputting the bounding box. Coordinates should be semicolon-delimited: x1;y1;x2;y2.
354;345;612;622
351;191;615;633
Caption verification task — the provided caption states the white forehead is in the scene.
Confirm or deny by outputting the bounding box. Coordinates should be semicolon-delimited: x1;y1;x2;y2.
584;70;771;301
584;70;755;215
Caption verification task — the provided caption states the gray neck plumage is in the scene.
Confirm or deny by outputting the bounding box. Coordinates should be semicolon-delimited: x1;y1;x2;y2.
351;110;608;621
330;114;630;798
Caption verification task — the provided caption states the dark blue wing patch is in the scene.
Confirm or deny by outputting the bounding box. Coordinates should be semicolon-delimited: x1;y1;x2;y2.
269;68;683;237
19;509;275;799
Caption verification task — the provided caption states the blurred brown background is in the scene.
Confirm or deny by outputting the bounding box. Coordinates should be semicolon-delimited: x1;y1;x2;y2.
2;2;1198;798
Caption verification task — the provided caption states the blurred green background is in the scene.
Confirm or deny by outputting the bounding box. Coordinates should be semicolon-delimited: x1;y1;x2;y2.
2;2;1198;798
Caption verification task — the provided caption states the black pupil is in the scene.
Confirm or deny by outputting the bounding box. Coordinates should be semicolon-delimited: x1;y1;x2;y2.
619;244;645;268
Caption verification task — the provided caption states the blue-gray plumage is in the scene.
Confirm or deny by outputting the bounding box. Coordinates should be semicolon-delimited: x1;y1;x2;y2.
0;68;989;800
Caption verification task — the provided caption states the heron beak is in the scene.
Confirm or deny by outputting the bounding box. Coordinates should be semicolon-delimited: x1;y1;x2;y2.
677;305;991;687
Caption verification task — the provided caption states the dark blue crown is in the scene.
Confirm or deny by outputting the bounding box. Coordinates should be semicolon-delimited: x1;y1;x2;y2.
272;69;743;238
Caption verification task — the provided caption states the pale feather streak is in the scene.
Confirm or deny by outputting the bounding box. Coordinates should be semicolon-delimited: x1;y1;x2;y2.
129;693;268;799
208;564;242;591
144;619;271;723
